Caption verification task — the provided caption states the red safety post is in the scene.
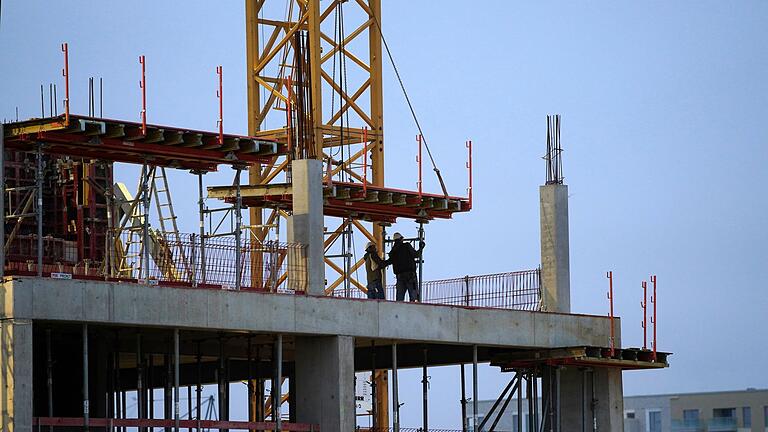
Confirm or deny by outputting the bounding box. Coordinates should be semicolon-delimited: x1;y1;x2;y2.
216;65;223;145
650;274;657;361
466;139;473;209
606;271;615;357
641;280;648;350
138;55;147;136
362;126;369;194
61;43;70;125
416;134;423;198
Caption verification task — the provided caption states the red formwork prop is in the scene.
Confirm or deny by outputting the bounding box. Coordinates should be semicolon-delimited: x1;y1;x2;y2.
33;417;319;431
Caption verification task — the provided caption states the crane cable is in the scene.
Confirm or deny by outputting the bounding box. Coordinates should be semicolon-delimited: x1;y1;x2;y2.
370;12;449;197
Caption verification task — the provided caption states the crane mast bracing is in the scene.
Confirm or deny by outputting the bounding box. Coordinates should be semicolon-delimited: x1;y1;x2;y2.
246;0;389;425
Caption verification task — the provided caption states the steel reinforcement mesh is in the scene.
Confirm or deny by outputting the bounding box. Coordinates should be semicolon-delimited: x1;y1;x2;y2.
331;269;542;311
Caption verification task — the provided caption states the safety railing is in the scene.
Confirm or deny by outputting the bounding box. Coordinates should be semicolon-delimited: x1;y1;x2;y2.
5;232;308;293
32;417;319;431
331;269;542;311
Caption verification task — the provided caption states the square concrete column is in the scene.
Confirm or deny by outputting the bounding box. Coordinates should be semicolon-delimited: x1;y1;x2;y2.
294;336;355;430
539;184;571;312
559;366;624;432
1;319;33;431
288;159;325;295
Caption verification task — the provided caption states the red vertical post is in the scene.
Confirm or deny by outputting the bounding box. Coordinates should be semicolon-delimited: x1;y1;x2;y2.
466;140;473;209
641;280;647;350
61;43;70;125
651;274;657;361
362;126;368;194
139;55;147;136
416;134;423;198
606;271;615;357
216;65;223;145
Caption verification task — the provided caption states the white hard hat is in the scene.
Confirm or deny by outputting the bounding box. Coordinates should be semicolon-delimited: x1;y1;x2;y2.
365;241;376;250
392;232;403;240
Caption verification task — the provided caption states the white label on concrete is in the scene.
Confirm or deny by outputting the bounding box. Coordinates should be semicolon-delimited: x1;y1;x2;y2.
355;372;372;414
51;272;73;280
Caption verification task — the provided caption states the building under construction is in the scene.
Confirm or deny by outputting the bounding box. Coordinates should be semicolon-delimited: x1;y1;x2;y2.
0;1;669;431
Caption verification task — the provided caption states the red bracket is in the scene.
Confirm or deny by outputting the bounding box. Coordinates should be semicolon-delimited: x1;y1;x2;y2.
641;280;648;350
650;274;657;361
138;55;147;136
362;126;369;194
466;139;473;209
61;43;70;125
606;270;615;357
216;65;223;145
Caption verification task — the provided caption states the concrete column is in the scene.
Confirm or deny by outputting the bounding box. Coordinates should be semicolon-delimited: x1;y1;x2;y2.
294;336;355;430
539;184;571;312
288;159;325;295
559;367;624;432
0;319;33;431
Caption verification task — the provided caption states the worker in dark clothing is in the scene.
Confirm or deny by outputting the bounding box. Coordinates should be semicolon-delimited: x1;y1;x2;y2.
364;241;387;299
386;232;424;302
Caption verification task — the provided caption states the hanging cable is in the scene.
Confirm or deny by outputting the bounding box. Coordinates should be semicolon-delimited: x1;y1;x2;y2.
370;13;449;197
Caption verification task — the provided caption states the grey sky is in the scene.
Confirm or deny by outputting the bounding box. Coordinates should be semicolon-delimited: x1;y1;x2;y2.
2;0;767;428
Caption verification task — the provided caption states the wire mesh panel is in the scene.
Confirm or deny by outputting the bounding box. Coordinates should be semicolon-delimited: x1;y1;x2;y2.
331;269;542;311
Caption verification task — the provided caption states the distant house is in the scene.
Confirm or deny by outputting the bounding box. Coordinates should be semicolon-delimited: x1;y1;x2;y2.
468;388;768;432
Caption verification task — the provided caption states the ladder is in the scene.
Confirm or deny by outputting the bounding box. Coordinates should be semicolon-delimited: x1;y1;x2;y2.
150;167;191;282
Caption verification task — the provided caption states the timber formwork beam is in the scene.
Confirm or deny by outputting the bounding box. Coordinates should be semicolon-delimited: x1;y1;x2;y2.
3;115;280;171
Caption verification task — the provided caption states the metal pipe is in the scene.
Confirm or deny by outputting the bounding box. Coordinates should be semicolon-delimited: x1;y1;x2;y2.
606;271;615;356
137;333;145;432
371;341;377;430
219;337;227;430
1;122;4;280
392;343;400;432
641;280;647;350
488;378;518;432
651;274;658;361
528;372;535;432
274;334;283;432
46;328;53;432
533;367;539;432
197;172;206;284
61;43;70;125
418;221;424;302
148;355;154;420
472;345;478;432
139;55;146;135
83;324;90;431
36;143;43;277
478;375;516;431
422;347;428;432
234;168;242;290
460;364;467;432
517;371;523;432
173;330;180;431
196;344;202;432
141;163;150;281
555;367;561;432
217;66;224;145
581;369;587;432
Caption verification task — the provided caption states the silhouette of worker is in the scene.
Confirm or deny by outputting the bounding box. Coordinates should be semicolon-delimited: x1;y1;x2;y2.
386;232;424;302
364;241;387;300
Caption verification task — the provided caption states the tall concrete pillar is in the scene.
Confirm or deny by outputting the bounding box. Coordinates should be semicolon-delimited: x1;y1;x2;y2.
539;184;571;312
1;319;33;431
294;336;355;430
288;159;325;295
559;367;624;432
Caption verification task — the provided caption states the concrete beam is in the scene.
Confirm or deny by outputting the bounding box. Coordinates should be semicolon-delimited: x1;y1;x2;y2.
540;184;571;313
288;159;325;295
0;318;33;432
1;277;618;349
295;336;355;430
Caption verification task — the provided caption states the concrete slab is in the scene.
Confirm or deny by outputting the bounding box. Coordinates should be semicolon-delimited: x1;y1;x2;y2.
2;277;619;350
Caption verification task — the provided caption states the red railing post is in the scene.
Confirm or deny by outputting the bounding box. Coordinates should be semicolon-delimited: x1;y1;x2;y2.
61;43;70;125
362;126;369;194
416;134;423;198
466;139;473;209
650;274;657;361
216;65;223;145
606;271;615;357
641;280;647;350
138;55;147;135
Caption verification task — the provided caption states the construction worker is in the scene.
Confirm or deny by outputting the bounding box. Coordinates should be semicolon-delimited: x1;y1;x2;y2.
386;232;424;302
364;241;387;299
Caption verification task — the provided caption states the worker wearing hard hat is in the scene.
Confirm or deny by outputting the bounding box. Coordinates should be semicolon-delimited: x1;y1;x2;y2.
364;241;387;299
385;232;425;302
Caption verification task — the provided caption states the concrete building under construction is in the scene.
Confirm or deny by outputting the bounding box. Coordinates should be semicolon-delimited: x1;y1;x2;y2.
0;1;669;431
